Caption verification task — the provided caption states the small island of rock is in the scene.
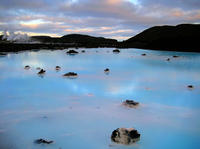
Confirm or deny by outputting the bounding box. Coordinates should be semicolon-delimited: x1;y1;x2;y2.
122;100;139;108
111;128;140;145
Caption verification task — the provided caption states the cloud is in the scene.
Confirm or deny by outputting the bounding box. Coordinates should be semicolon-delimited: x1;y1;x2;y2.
0;0;199;40
140;0;200;10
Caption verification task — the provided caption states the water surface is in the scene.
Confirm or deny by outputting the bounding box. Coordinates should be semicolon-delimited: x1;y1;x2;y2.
0;48;200;149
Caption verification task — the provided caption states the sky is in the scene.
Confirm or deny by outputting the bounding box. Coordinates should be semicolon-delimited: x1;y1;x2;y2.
0;0;200;40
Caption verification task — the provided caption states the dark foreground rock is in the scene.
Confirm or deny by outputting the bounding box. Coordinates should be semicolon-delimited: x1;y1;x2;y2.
141;53;146;56
63;72;78;78
173;55;179;58
55;66;61;71
24;65;30;70
187;85;194;89
66;50;79;54
104;68;110;74
122;100;139;108
38;69;46;74
111;128;140;145
35;139;53;144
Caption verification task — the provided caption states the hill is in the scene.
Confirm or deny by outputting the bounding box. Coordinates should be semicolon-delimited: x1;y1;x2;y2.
122;24;200;52
31;34;117;47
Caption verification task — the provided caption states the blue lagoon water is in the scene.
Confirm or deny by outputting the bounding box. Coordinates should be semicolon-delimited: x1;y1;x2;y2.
0;48;200;149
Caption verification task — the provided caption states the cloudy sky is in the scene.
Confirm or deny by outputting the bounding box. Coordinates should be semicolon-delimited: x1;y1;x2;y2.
0;0;200;40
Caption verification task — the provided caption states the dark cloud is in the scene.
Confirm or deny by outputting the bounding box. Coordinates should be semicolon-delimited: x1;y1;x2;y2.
0;0;199;40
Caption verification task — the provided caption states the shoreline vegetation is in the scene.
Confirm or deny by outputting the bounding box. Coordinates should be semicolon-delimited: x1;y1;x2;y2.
0;24;200;52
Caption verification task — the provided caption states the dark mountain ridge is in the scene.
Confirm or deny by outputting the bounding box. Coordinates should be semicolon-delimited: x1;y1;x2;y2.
31;34;117;45
122;24;200;52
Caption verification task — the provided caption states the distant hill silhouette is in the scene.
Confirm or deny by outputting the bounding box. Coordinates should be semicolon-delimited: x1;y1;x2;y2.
122;24;200;52
31;34;117;47
0;34;118;52
31;36;59;43
61;34;117;44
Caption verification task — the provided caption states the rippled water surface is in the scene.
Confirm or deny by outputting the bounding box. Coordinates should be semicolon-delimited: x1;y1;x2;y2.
0;48;200;149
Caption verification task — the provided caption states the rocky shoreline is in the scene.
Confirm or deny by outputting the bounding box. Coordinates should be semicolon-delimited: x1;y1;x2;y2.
0;42;117;52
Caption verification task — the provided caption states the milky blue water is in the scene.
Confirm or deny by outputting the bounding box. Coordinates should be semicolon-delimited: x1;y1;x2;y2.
0;48;200;149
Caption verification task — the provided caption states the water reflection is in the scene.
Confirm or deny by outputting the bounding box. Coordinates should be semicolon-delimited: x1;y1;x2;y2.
0;48;200;149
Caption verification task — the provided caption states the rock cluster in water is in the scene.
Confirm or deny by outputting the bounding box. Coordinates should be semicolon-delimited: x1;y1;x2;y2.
104;68;110;74
24;65;30;70
111;128;140;145
55;66;61;71
141;53;146;56
113;49;120;53
35;139;53;144
38;69;46;74
187;85;194;89
66;50;79;54
173;55;179;58
122;100;139;108
63;72;78;78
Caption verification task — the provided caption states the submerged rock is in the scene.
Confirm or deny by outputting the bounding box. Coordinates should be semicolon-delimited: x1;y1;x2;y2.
187;85;194;89
122;100;139;108
56;66;61;71
166;58;170;61
141;53;146;56
173;55;179;58
63;72;78;78
38;69;46;74
113;49;120;53
24;65;30;70
35;139;53;144
66;50;79;54
104;68;110;74
111;128;140;145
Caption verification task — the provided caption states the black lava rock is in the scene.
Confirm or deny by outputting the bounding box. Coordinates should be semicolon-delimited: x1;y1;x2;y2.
63;72;78;78
187;85;194;89
38;69;46;74
24;65;30;70
35;139;53;144
104;68;110;74
66;50;79;54
113;49;120;53
141;53;146;56
111;128;140;145
122;100;139;108
56;66;61;71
